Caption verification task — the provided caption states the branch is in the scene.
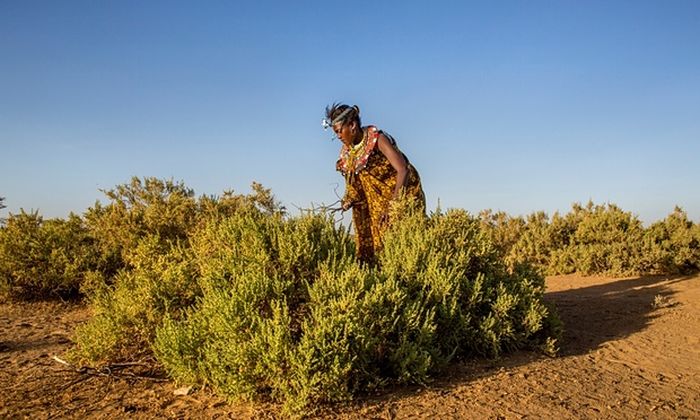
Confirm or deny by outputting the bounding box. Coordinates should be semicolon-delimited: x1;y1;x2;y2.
51;355;168;383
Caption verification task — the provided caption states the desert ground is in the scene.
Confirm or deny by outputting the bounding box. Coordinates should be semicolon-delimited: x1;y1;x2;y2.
1;273;698;419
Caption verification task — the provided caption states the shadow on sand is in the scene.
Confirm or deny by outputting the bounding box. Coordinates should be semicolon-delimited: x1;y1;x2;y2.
545;274;692;357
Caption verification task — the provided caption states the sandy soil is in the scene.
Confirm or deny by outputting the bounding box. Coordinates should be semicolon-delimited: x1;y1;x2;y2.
1;273;699;419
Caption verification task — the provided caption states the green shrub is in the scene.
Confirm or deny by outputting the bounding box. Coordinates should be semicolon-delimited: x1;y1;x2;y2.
82;177;283;293
482;202;654;277
479;207;587;276
152;206;559;415
501;211;559;274
478;210;526;263
0;210;98;300
548;202;645;276
70;234;199;363
499;212;544;271
83;177;200;278
383;207;556;359
640;207;700;274
69;179;286;362
154;211;357;408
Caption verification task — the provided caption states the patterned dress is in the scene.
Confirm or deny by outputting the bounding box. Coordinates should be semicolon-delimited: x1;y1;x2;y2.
336;126;425;263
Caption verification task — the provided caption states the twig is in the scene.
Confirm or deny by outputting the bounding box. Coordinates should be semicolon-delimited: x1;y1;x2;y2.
290;183;352;226
292;200;347;226
52;355;70;366
103;361;154;369
51;354;168;383
60;373;92;391
293;199;343;213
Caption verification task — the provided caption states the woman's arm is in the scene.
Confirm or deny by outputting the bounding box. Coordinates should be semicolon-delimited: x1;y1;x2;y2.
376;133;409;200
342;181;360;210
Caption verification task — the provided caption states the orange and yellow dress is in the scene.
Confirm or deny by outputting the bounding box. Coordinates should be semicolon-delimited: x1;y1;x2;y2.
336;126;425;263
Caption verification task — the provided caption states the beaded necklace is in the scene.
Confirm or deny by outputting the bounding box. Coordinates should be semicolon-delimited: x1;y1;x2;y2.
338;126;381;179
348;130;367;161
342;129;368;183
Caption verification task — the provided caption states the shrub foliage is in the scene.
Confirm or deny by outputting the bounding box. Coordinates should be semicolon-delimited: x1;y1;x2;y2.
70;178;283;362
641;206;700;274
83;177;281;279
0;210;98;299
151;204;557;414
2;177;699;415
480;201;700;276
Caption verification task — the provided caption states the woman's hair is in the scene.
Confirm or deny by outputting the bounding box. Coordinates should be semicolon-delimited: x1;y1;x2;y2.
325;103;361;127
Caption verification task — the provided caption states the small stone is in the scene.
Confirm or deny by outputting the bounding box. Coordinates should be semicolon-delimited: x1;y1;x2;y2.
173;385;193;396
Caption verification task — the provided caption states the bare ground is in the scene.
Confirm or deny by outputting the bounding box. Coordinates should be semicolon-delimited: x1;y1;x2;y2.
1;273;699;419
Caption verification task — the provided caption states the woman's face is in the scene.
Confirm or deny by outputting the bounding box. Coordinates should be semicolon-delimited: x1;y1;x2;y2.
333;121;355;145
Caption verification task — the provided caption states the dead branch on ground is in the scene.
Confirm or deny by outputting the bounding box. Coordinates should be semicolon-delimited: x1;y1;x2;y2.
52;355;168;383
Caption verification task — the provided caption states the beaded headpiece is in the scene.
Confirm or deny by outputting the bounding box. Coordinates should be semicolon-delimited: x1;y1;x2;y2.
321;106;355;131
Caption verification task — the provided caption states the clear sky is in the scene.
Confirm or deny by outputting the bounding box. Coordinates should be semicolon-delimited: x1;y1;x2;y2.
2;1;699;224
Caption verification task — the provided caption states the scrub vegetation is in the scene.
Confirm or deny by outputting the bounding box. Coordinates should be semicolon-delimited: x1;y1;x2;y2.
1;177;697;415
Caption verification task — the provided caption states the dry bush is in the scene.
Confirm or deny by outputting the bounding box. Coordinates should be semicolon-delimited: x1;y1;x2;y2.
640;206;700;274
0;211;98;300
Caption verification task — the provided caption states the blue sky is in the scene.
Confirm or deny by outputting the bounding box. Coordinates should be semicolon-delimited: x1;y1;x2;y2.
2;1;699;224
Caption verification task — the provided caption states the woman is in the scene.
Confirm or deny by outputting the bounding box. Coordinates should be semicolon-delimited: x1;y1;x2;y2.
324;103;425;264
